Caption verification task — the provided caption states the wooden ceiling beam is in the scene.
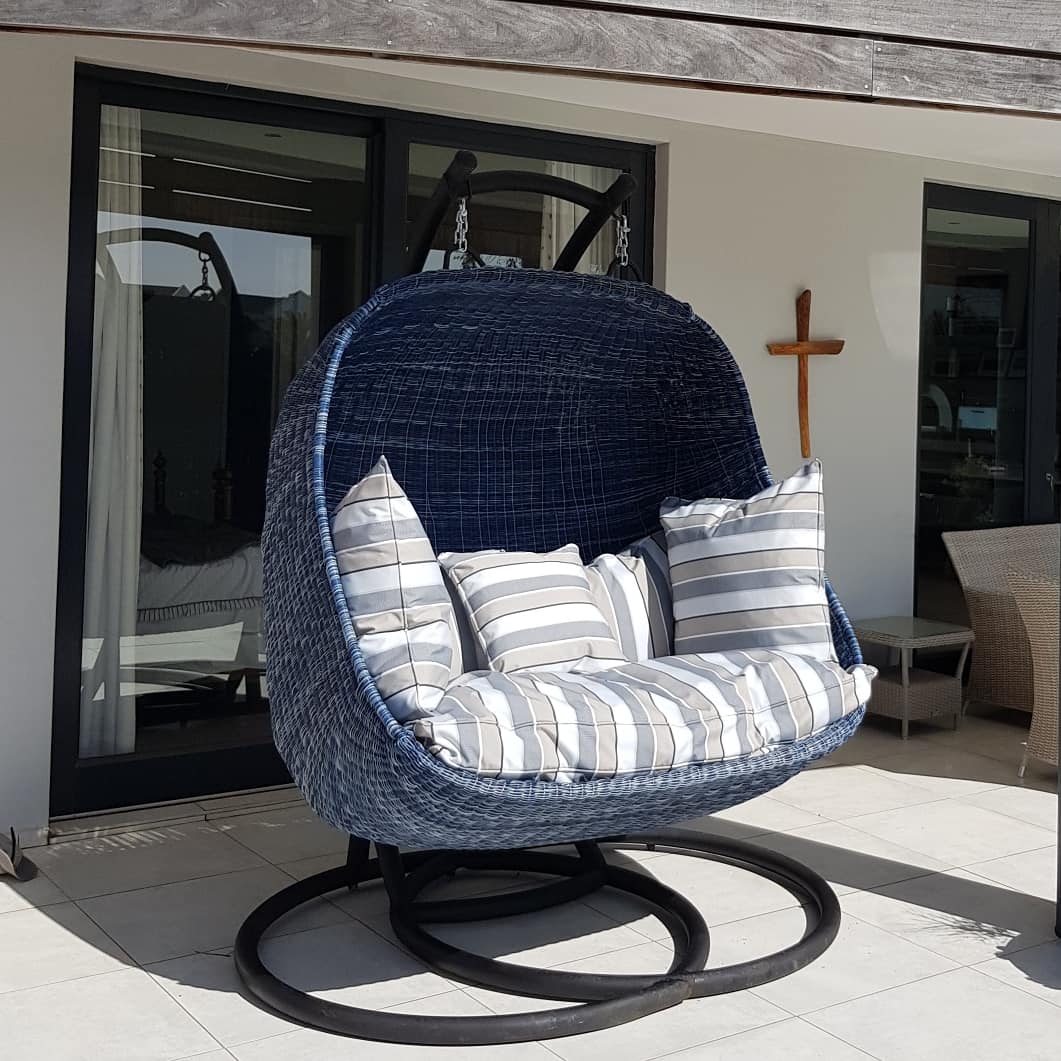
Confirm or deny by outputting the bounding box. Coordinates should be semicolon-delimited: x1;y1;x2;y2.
560;1;1061;57
3;0;1061;117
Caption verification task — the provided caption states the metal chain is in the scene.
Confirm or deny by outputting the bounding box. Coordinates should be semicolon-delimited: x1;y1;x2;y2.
199;249;211;290
615;212;630;268
455;197;469;255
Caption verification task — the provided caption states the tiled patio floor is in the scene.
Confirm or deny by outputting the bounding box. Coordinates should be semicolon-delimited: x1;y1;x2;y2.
2;711;1059;1060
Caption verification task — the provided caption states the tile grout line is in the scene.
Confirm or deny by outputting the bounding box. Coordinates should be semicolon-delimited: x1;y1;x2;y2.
793;1012;887;1061
135;966;230;1056
0;962;141;1000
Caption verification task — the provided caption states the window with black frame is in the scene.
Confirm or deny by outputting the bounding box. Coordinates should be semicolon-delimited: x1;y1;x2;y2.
53;67;654;814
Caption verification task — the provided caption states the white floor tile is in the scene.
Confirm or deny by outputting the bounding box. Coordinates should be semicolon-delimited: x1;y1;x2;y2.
148;951;299;1047
705;905;957;1014
749;820;950;894
919;714;1033;764
0;870;68;914
215;806;348;864
967;846;1057;901
0;968;219;1061
587;847;806;943
841;868;1057;965
843;800;1055;866
975;939;1061;1008
962;785;1059;833
33;822;267;900
770;763;944;820
861;745;1025;798
229;988;556;1059
685;795;825;838
260;920;454;1009
428;897;648;967
659;1017;875;1059
0;901;130;993
807;966;1061;1061
78;865;348;965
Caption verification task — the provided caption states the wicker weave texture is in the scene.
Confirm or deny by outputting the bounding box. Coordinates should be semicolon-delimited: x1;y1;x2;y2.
943;524;1059;713
1010;574;1059;768
264;269;865;849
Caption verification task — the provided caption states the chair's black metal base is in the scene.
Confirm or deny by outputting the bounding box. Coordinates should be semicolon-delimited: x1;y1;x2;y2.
234;829;840;1046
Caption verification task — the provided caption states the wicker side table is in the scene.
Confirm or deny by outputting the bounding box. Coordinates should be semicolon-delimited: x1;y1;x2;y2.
852;616;974;739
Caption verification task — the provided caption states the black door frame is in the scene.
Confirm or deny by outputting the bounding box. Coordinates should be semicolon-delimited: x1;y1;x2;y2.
53;65;655;816
914;183;1061;611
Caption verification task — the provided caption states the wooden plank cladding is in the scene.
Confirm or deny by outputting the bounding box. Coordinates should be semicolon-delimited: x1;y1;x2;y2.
0;0;872;95
875;42;1061;114
3;0;1061;116
575;0;1061;57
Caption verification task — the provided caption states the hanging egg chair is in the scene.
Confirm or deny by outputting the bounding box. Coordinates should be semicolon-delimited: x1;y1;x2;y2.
235;157;868;1046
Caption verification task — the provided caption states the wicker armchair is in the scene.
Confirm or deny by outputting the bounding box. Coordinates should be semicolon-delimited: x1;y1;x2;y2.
942;524;1059;713
1009;574;1059;776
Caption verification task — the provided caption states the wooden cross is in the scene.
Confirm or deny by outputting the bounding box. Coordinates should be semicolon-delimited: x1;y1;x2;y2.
767;289;844;459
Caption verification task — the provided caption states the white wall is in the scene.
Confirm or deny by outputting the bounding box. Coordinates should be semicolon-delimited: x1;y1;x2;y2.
2;32;1060;836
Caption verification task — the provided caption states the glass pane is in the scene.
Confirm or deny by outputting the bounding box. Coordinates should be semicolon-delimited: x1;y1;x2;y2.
80;104;366;759
407;144;622;274
916;207;1031;621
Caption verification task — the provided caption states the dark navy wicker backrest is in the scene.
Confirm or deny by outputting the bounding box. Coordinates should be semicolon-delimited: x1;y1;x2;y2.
321;269;769;558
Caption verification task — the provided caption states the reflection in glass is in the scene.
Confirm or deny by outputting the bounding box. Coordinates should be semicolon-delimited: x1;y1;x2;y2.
407;144;622;274
81;105;366;758
916;208;1030;620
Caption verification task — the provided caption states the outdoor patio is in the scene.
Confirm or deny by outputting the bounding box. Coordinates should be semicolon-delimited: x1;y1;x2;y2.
2;709;1057;1061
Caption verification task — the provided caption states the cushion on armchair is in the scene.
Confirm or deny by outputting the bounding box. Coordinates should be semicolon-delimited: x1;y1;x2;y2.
413;649;874;782
439;544;627;673
661;461;835;661
331;455;459;721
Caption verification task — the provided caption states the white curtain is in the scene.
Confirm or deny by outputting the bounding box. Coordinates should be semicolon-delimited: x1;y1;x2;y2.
79;106;144;757
540;162;614;274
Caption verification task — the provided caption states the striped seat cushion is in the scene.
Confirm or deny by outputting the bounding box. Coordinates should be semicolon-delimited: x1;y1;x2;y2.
412;650;875;782
586;532;673;661
440;544;626;673
661;461;836;661
331;455;457;722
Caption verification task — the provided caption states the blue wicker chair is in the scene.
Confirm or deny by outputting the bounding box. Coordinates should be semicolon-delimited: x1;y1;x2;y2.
235;268;866;1045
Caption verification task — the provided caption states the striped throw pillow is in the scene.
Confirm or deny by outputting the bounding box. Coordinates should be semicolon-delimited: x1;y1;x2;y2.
331;455;457;721
413;649;874;782
440;544;627;673
661;461;836;661
586;532;673;661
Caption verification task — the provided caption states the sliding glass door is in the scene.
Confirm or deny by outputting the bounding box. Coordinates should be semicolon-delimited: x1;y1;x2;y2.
916;185;1061;620
53;68;654;814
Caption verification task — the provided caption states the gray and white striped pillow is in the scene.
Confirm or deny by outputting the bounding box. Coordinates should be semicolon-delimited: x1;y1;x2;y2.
331;455;457;721
440;544;627;673
413;649;873;782
661;461;835;661
586;532;673;661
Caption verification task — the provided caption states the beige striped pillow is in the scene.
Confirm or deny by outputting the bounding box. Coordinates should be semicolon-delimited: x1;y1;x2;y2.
440;544;627;673
661;461;836;661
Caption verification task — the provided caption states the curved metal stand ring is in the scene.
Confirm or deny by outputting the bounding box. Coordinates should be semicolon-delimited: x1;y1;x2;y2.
234;829;840;1047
